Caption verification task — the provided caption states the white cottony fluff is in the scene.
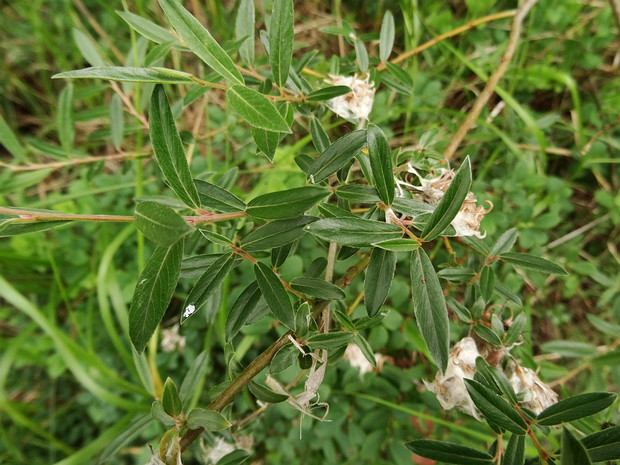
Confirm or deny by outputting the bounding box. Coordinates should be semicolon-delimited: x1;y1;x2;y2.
325;74;375;122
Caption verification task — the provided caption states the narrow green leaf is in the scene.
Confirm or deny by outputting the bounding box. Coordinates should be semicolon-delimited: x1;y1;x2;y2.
0;219;70;237
270;344;299;374
306;130;367;182
179;350;209;405
385;62;414;88
371;238;419;252
537;393;617;426
354;38;369;72
365;248;397;317
246;186;329;220
410;248;449;372
562;427;593;465
186;408;231;431
500;252;568;275
335;184;381;204
503;434;525;465
294;302;312;336
240;216;316;252
158;0;243;84
134;201;193;247
381;72;413;96
162;377;182;417
582;425;620;462
479;266;495;301
306;331;355;350
317;203;357;219
489;228;518;256
152;401;176;427
254;262;294;329
251;126;280;162
129;241;184;353
473;324;503;346
182;253;238;324
72;28;105;67
248;381;289;404
437;267;477;282
465;379;528;434
271;243;292;268
494;281;522;306
116;10;180;44
306;85;351;102
422;156;472;241
541;340;597;358
227;85;292;133
354;334;377;367
269;0;294;89
331;308;355;332
226;281;262;341
304;257;328;278
150;85;201;209
109;93;124;149
475;357;518;404
0;112;27;161
181;253;225;278
310;116;331;152
306;217;402;247
58;83;75;153
379;10;395;62
504;313;526;346
447;297;472;322
367;124;395;205
54;66;197;84
235;0;255;66
194;179;246;212
289;277;346;300
216;450;250;465
405;440;494;465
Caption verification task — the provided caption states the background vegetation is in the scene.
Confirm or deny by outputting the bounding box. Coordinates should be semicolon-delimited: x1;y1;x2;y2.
1;0;619;464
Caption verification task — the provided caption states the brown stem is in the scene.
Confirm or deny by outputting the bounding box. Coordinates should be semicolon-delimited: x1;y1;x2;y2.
443;0;538;162
0;150;150;172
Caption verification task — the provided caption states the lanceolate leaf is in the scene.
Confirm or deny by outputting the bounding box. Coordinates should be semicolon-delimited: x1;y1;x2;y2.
562;427;593;465
55;66;197;84
162;377;182;417
306;331;356;350
254;262;294;329
537;392;617;425
309;116;331;152
150;85;201;209
365;248;397;317
240;216;317;252
186;408;231;431
581;425;620;462
405;440;494;465
226;281;262;341
421;156;472;241
410;248;449;372
182;253;238;324
289;277;346;300
245;186;329;219
129;241;184;353
306;86;351;102
465;379;528;435
367;124;395;205
499;252;568;275
306;217;402;247
379;10;395;63
116;10;180;45
489;227;518;257
134;201;193;247
158;0;243;85
371;238;420;252
502;434;525;465
306;130;367;182
227;85;292;133
194;179;246;212
269;0;294;89
335;185;381;204
235;0;255;67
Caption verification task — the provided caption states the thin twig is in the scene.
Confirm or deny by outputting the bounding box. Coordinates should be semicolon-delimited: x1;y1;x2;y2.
376;10;517;71
0;150;150;172
545;213;610;250
443;0;539;162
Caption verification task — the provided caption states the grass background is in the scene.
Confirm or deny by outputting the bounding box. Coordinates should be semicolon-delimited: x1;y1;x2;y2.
1;0;619;463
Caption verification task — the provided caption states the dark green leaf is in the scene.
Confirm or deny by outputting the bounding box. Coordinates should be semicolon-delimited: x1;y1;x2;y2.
473;324;503;346
537;393;617;426
410;248;449;372
306;331;355;350
294;302;312;336
134;201;193;247
270;344;299;374
475;357;518;404
367;124;395;206
405;440;494;465
437;267;477;282
392;197;435;217
240;216;316;252
158;0;243;84
235;0;255;67
289;277;346;300
248;381;289;403
179;350;209;405
317;203;357;219
504;313;526;346
182;253;237;324
227;85;291;133
494;281;522;306
216;450;250;465
310;116;330;152
245;186;329;219
271;243;292;268
162;377;182;417
369;238;418;252
150;85;201;209
306;86;352;102
181;253;225;278
152;401;176;427
385;62;414;88
422;156;472;241
465;379;528;434
306;130;367;182
226;282;262;341
479;266;495;301
117;10;180;44
489;228;518;256
194;179;246;212
500;253;568;275
335;185;381;204
304;257;328;278
197;228;234;246
186;408;231;431
461;235;492;255
503;434;525;465
269;0;294;88
129;241;184;353
365;248;397;317
54;66;197;84
0;219;70;237
254;262;294;329
379;11;395;62
306;217;402;247
582;425;620;462
447;297;472;322
331;308;355;332
562;427;592;465
354;334;377;367
251;127;279;162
